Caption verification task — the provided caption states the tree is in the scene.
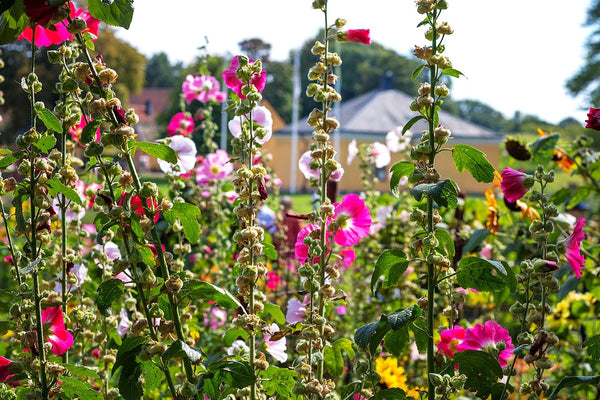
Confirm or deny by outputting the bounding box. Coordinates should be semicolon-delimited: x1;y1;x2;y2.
145;52;183;88
451;99;512;133
238;38;272;63
566;0;600;105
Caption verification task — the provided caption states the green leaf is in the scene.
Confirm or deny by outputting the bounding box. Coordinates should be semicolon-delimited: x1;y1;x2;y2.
354;320;382;353
410;317;428;354
411;64;425;80
324;338;355;376
38;109;63;133
64;364;100;379
0;151;24;170
584;334;600;360
46;178;84;206
461;229;490;256
384;327;409;357
0;2;27;45
371;249;409;295
263;242;278;260
209;360;256;389
223;327;248;347
551;187;573;207
261;365;296;397
112;336;146;373
162;202;201;243
354;305;420;354
179;280;242;310
87;0;134;28
371;388;407;400
132;141;177;164
386;305;421;330
529;132;559;161
96;279;125;317
34;134;57;153
163;340;204;363
452;144;495;183
412;179;458;208
0;320;15;335
567;185;593;209
141;360;163;391
260;302;285;325
80;120;102;145
135;244;156;267
441;68;464;78
457;257;516;292
435;228;455;259
454;350;503;399
403;115;425;134
59;377;103;400
547;375;600;400
390;161;415;197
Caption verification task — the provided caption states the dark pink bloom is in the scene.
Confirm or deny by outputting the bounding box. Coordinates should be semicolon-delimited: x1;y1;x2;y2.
266;270;280;290
500;168;531;203
167;112;194;136
564;218;586;278
457;321;514;367
585;107;600;131
0;356;14;382
42;306;74;356
295;223;323;264
222;56;267;99
182;74;226;104
331;194;372;247
69;115;100;145
340;29;371;44
340;248;356;269
437;326;465;358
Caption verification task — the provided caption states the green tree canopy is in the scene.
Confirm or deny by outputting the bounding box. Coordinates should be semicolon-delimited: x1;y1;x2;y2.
144;52;183;88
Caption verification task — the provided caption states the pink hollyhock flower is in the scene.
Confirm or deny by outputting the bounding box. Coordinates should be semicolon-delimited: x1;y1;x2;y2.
336;305;347;315
24;0;61;25
298;151;344;182
195;149;233;185
223;56;267;99
204;307;227;330
585;107;600;131
331;194;372;247
500;167;532;203
458;321;514;367
54;263;88;293
157;135;197;176
347;139;358;165
295;223;324;264
340;248;356;269
286;297;308;324
228;105;273;145
564;218;586;278
266;270;280;290
479;243;493;259
339;29;371;44
227;339;249;356
0;356;14;383
117;308;130;338
182;74;226;104
264;323;287;363
370;142;391;168
386;126;412;153
167;112;194;136
437;326;465;358
42;307;74;355
69;115;100;145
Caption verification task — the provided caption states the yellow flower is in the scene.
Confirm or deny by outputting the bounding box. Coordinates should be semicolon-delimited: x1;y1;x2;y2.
375;357;423;399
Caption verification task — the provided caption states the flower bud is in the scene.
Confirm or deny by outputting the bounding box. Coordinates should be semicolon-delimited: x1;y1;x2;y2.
67;17;87;35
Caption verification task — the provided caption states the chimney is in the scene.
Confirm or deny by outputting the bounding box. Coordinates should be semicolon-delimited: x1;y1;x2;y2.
380;70;394;90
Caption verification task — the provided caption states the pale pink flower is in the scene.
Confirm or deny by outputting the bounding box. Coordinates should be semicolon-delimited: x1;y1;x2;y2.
204;307;227;330
500;168;532;203
223;56;267;99
167;112;194;136
42;306;74;355
157;135;197;175
264;323;287;363
227;339;249;356
437;326;465;358
370;205;393;235
195;149;233;185
298;151;344;182
564;218;586;278
182;74;226;104
286;297;308;324
347;139;358;165
331;194;372;247
54;263;88;293
228;106;273;145
479;243;493;259
386;126;412;153
370;142;391;168
458;321;514;367
117;308;130;338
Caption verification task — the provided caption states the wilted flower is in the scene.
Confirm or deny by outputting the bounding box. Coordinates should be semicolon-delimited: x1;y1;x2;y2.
167;112;194;136
222;56;267;99
564;218;586;278
157;135;197;175
182;74;226;104
331;193;372;247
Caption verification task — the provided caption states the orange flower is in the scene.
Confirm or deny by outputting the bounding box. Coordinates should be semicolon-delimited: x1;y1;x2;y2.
537;128;575;172
516;200;540;221
484;188;499;234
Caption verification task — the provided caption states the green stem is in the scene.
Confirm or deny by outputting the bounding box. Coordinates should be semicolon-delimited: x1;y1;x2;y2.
60;106;69;365
0;201;21;286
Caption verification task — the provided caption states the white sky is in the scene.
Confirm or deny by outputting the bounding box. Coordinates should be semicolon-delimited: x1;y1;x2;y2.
116;1;595;126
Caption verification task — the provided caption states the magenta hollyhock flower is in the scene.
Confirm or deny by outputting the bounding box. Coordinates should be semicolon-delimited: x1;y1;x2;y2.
204;307;227;330
585;107;600;131
42;306;74;355
222;56;267;99
182;74;226;104
340;248;356;269
500;167;531;203
0;356;14;383
295;223;323;263
437;326;465;358
24;0;61;25
340;29;371;44
457;321;514;367
264;323;287;363
331;194;372;247
167;112;194;137
157;135;197;176
564;218;586;278
69;115;100;145
266;270;280;290
195;149;233;185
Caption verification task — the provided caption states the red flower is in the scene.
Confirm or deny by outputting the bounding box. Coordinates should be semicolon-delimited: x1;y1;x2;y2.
23;0;62;26
42;306;74;356
585;107;600;131
118;192;160;223
222;56;267;99
340;29;371;44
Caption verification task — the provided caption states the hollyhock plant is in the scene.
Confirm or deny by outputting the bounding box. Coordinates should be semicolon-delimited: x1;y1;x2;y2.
500;167;533;203
223;55;267;99
298;151;344;182
228;105;273;145
437;326;465;358
370;142;391;169
167;112;194;136
585;107;600;131
182;74;226;104
338;29;371;44
264;323;287;363
331;193;372;247
295;223;326;264
157;135;197;175
0;356;14;383
386;126;412;153
54;263;88;293
347;139;358;165
195;149;234;185
457;321;514;367
286;297;309;324
42;306;74;355
69;115;100;145
564;218;586;278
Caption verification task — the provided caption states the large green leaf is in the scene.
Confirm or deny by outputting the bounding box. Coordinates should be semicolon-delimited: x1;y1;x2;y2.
324;338;355;376
384;327;409;357
209;360;256;389
461;229;490;256
412;179;458;208
371;249;409;295
162;202;201;243
0;2;27;45
179;280;242;310
0;151;24;170
261;365;296;398
46;178;84;206
454;350;503;399
96;279;125;317
389;161;414;197
547;375;600;400
81;120;102;145
59;377;103;400
452;144;495;183
354;305;420;354
34;134;57;153
457;257;516;292
38;109;63;133
584;334;600;360
163;340;204;363
87;0;134;29
131;141;177;164
371;388;407;400
529;132;559;161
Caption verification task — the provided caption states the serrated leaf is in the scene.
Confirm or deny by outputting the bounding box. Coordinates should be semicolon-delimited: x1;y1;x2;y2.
390;161;415;197
179;280;242;310
38;109;63;133
209;360;255;389
403;115;425;135
371;388;407;400
141;360;162;391
452;144;495;183
386;305;421;330
384;327;409;357
547;375;600;400
64;364;100;379
324;338;355;376
457;257;516;292
46;178;84;206
163;340;204;363
454;350;503;399
461;228;490;256
80;120;101;145
132;141;177;163
354;320;382;352
0;151;24;170
163;202;201;243
34;134;56;153
87;0;133;28
96;279;125;317
584;335;600;360
371;249;409;294
412;179;458;208
59;377;103;400
354;305;419;354
135;244;156;267
529;132;559;160
260;302;285;325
